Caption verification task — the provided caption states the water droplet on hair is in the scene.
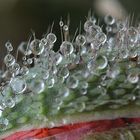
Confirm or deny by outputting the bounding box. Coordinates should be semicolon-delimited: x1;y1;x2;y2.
95;32;107;45
59;20;64;27
0;118;9;131
80;88;87;95
27;58;33;65
10;77;27;94
127;27;138;45
46;33;57;44
86;25;101;42
46;77;55;88
84;20;95;32
54;53;63;65
18;42;32;55
3;97;15;108
87;59;95;72
96;55;108;70
66;76;79;89
76;34;86;46
58;87;69;98
127;73;139;84
76;102;85;112
63;25;69;31
11;63;20;74
60;41;74;56
58;67;69;79
20;66;29;75
30;79;45;94
30;39;44;55
104;15;115;25
4;54;15;67
5;41;13;52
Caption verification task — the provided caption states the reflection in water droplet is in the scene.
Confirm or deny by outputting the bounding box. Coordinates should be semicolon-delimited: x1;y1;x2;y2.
3;98;15;108
30;79;45;94
60;41;74;56
104;15;115;25
58;67;69;79
127;73;139;84
96;55;108;70
4;54;15;67
0;118;9;131
30;39;44;55
46;33;57;44
84;20;95;32
76;34;86;46
58;87;69;98
10;77;27;94
66;76;79;89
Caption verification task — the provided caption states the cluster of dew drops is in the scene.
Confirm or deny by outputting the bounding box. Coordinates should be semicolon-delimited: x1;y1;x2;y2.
0;14;140;130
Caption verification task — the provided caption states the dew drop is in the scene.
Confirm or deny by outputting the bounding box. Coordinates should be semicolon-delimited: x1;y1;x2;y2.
54;53;63;65
22;56;26;61
76;34;86;46
58;87;69;98
66;76;79;89
27;58;33;65
20;66;29;75
51;65;57;75
58;67;69;79
127;27;138;44
117;20;125;30
46;77;55;88
87;59;95;72
104;15;115;25
40;38;47;45
18;42;32;55
60;41;74;56
88;25;102;36
84;20;95;32
70;53;80;64
75;102;85;112
119;48;129;59
4;54;15;67
80;81;88;89
63;25;69;31
30;39;44;55
129;49;137;58
127;73;139;84
97;85;107;95
12;63;20;73
80;46;87;55
46;33;57;44
79;88;87;95
96;55;108;70
59;20;64;27
106;26;112;33
10;77;27;94
107;66;120;79
42;71;49;80
30;79;45;94
3;97;15;108
0;118;9;131
1;86;12;97
95;32;107;45
5;41;13;52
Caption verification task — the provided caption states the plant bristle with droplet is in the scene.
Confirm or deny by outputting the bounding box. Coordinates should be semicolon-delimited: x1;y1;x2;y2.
0;14;140;138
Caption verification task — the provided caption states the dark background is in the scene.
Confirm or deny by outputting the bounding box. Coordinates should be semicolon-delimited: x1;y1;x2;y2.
0;0;139;52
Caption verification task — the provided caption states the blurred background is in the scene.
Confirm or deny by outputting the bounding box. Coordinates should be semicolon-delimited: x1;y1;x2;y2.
0;0;139;51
